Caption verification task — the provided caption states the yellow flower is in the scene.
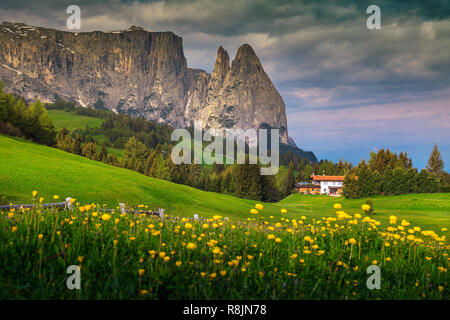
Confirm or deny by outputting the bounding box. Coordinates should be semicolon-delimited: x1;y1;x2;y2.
372;260;377;265
141;290;149;295
348;238;357;245
354;213;361;219
438;286;444;293
77;256;84;263
361;204;370;211
299;259;304;264
113;240;118;246
186;242;197;250
333;203;342;209
115;218;120;224
39;197;44;204
255;203;264;210
202;223;209;229
138;269;145;277
241;267;247;272
250;209;258;215
101;213;111;221
290;253;298;259
267;234;275;240
210;272;217;279
280;208;287;214
53;195;59;200
275;237;282;243
32;190;38;197
220;270;227;276
442;228;448;232
185;223;193;229
38;234;43;240
159;252;166;258
176;261;182;267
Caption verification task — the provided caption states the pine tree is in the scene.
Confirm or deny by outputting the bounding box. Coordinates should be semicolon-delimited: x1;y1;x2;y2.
71;135;82;155
281;161;295;197
98;142;108;162
357;163;374;197
426;145;444;177
343;172;360;199
220;171;231;194
122;136;148;169
382;167;395;195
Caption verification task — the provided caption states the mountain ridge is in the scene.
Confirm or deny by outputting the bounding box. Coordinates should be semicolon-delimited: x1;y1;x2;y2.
0;21;312;156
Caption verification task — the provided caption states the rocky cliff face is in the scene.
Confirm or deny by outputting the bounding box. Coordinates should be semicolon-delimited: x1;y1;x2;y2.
0;22;294;144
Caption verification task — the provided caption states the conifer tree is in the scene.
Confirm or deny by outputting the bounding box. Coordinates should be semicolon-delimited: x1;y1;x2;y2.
343;172;360;199
426;145;444;177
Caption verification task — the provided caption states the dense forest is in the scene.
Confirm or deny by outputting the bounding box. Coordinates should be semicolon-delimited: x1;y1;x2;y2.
342;147;450;198
0;83;56;146
1;83;448;201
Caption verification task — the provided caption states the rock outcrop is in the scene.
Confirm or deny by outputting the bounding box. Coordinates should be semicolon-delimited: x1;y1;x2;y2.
0;22;295;145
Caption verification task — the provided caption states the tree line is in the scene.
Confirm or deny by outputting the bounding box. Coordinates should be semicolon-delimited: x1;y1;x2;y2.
0;84;56;146
3;84;447;202
342;148;449;198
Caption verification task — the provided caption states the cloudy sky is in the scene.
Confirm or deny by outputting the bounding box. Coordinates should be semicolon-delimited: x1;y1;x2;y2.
1;0;449;169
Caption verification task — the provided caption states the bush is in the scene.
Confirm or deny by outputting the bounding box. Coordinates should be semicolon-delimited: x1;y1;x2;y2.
364;198;375;215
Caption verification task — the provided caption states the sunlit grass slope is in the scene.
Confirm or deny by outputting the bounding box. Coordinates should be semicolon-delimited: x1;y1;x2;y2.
0;134;449;231
47;110;103;131
47;109;123;158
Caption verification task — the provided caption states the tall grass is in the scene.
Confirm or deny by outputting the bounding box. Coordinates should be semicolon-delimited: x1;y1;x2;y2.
1;199;448;299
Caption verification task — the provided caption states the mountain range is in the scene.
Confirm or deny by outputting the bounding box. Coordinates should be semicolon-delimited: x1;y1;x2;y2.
0;21;316;160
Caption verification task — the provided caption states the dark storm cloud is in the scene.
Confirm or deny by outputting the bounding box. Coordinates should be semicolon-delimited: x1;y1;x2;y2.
0;0;449;167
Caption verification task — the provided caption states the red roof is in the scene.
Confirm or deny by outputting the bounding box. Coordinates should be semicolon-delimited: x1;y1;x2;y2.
310;175;345;181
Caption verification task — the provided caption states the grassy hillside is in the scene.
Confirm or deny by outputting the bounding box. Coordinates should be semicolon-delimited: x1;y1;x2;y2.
47;109;123;158
47;109;103;130
0;134;449;231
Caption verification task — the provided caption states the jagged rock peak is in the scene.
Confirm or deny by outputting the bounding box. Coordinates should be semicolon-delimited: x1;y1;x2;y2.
232;43;264;71
212;46;230;84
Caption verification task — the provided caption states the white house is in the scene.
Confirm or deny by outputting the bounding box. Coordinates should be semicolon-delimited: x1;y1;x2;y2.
310;175;345;196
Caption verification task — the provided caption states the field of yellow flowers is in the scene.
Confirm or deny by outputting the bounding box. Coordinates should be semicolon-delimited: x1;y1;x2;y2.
1;193;448;299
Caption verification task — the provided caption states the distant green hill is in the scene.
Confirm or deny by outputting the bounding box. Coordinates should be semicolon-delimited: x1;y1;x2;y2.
47;109;123;158
0;134;448;231
47;109;103;131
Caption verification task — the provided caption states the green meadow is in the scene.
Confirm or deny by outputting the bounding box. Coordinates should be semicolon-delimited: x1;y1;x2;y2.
0;134;449;232
47;110;103;131
47;109;123;158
